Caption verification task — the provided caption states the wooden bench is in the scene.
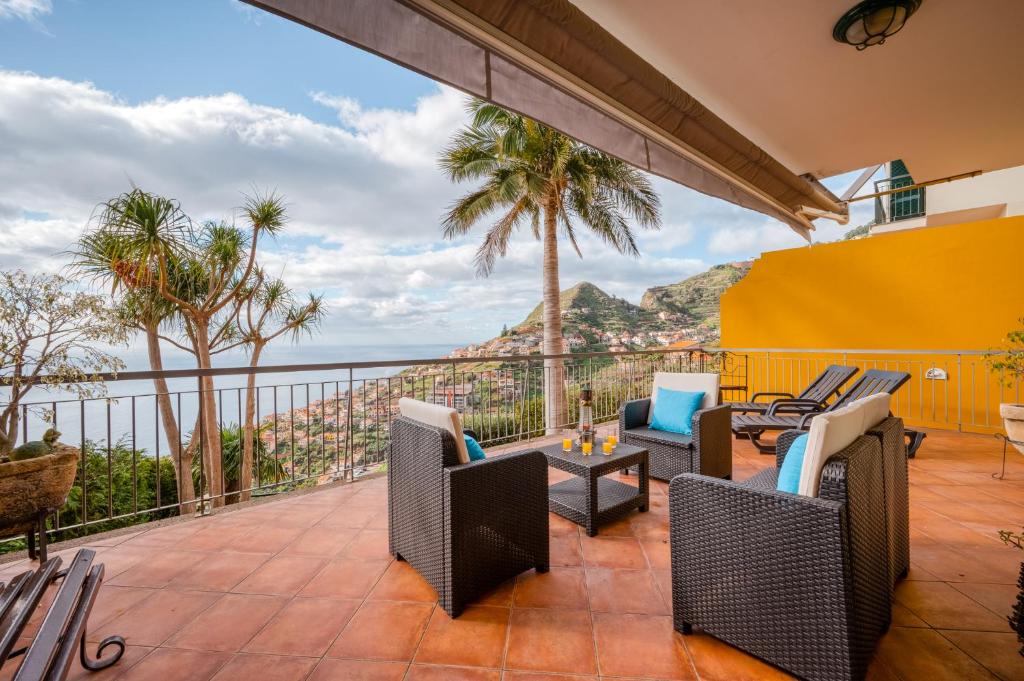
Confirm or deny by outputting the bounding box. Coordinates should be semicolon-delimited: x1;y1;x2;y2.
0;549;124;681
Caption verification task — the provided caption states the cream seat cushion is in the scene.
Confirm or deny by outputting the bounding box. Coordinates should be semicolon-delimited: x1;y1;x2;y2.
798;401;867;497
648;372;719;424
398;397;470;464
855;392;892;430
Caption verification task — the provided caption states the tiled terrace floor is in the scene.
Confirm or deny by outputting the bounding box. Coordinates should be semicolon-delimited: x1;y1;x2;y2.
2;428;1024;681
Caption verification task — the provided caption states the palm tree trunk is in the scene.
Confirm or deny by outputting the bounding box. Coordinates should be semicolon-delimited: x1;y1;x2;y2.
144;323;196;513
542;195;567;434
193;319;224;508
238;343;262;503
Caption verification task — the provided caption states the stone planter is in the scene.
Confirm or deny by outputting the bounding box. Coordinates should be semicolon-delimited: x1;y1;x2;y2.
1000;403;1024;454
0;444;79;539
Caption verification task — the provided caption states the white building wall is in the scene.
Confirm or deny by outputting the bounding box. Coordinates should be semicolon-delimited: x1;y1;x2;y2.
873;164;1024;234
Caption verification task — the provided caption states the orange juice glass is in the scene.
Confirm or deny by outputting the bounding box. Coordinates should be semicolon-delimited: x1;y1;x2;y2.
602;441;613;455
562;437;572;451
581;441;593;455
608;434;618;447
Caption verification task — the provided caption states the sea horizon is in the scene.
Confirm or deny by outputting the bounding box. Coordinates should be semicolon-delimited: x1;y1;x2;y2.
14;342;465;450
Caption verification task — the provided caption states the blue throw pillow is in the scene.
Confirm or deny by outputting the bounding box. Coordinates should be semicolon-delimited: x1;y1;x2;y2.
463;434;487;461
649;387;704;435
777;433;809;494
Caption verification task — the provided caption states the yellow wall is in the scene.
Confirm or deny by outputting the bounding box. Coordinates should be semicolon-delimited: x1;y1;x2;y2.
719;216;1024;433
721;215;1024;351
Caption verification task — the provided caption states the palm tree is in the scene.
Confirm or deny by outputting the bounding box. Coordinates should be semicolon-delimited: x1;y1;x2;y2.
193;423;285;499
440;101;661;432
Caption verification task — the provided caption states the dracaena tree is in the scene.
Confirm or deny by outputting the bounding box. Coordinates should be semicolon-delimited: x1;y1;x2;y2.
76;188;287;508
224;270;325;502
76;225;201;509
439;101;661;432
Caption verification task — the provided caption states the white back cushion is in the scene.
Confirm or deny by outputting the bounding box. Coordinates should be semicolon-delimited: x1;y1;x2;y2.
398;398;469;464
648;372;719;423
798;401;866;497
855;392;892;430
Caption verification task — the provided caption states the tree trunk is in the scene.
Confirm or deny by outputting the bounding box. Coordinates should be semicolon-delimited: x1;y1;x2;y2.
144;323;196;513
0;404;19;456
238;343;262;503
541;195;567;434
192;319;224;508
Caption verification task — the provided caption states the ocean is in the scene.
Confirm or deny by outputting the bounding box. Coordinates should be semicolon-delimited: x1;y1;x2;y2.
13;343;460;451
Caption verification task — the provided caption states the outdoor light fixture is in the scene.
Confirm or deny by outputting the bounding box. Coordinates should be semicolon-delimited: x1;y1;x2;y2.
833;0;921;50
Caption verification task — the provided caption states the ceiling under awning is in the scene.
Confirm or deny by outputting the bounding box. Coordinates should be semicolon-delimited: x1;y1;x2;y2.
243;0;849;240
573;0;1024;185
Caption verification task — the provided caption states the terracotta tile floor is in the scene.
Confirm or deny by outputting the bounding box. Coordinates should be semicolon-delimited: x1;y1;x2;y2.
2;428;1023;680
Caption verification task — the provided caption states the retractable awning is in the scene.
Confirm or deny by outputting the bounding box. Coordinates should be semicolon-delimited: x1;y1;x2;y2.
244;0;848;239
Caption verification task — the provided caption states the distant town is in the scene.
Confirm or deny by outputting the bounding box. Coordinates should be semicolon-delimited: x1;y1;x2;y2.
258;262;752;473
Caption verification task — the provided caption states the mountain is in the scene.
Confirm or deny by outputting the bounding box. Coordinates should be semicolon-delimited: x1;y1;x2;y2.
515;281;659;334
443;261;752;360
639;262;751;332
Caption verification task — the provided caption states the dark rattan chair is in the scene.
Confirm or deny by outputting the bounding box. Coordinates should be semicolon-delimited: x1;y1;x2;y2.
670;431;891;681
732;369;911;452
728;364;858;415
619;373;732;481
388;415;549;618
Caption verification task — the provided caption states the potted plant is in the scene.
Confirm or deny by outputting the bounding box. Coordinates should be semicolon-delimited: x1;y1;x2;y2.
0;429;81;560
987;320;1024;453
0;270;125;558
998;528;1024;657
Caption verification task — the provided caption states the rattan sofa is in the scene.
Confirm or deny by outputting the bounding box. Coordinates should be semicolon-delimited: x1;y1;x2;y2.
619;373;732;481
388;412;549;618
670;429;892;681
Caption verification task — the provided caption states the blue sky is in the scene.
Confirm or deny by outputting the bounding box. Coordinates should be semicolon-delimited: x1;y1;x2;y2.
0;0;872;354
0;0;436;115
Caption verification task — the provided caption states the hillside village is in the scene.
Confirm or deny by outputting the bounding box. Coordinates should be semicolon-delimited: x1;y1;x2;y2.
449;261;751;358
260;260;751;472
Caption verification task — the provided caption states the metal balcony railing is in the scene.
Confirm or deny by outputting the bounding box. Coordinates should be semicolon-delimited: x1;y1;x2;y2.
874;173;926;223
0;348;743;549
2;345;1017;553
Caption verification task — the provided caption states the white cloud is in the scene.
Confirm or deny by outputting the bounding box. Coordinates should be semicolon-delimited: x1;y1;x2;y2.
0;70;468;259
0;69;802;347
0;0;50;23
311;89;466;168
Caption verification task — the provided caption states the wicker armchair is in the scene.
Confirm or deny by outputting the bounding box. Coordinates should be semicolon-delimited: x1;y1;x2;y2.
619;373;732;481
388;415;549;618
669;431;891;681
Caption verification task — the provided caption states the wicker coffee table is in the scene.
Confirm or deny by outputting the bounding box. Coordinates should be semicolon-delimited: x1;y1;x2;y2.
535;440;649;536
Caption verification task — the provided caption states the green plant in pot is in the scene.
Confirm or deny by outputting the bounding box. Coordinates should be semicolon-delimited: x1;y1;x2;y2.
986;320;1024;453
999;528;1024;657
8;428;62;462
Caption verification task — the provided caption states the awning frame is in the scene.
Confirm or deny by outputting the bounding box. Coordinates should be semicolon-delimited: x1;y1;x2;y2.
244;0;848;239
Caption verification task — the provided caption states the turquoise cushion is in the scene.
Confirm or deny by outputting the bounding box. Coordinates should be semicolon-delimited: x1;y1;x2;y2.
464;434;487;461
777;434;809;494
649;388;705;435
